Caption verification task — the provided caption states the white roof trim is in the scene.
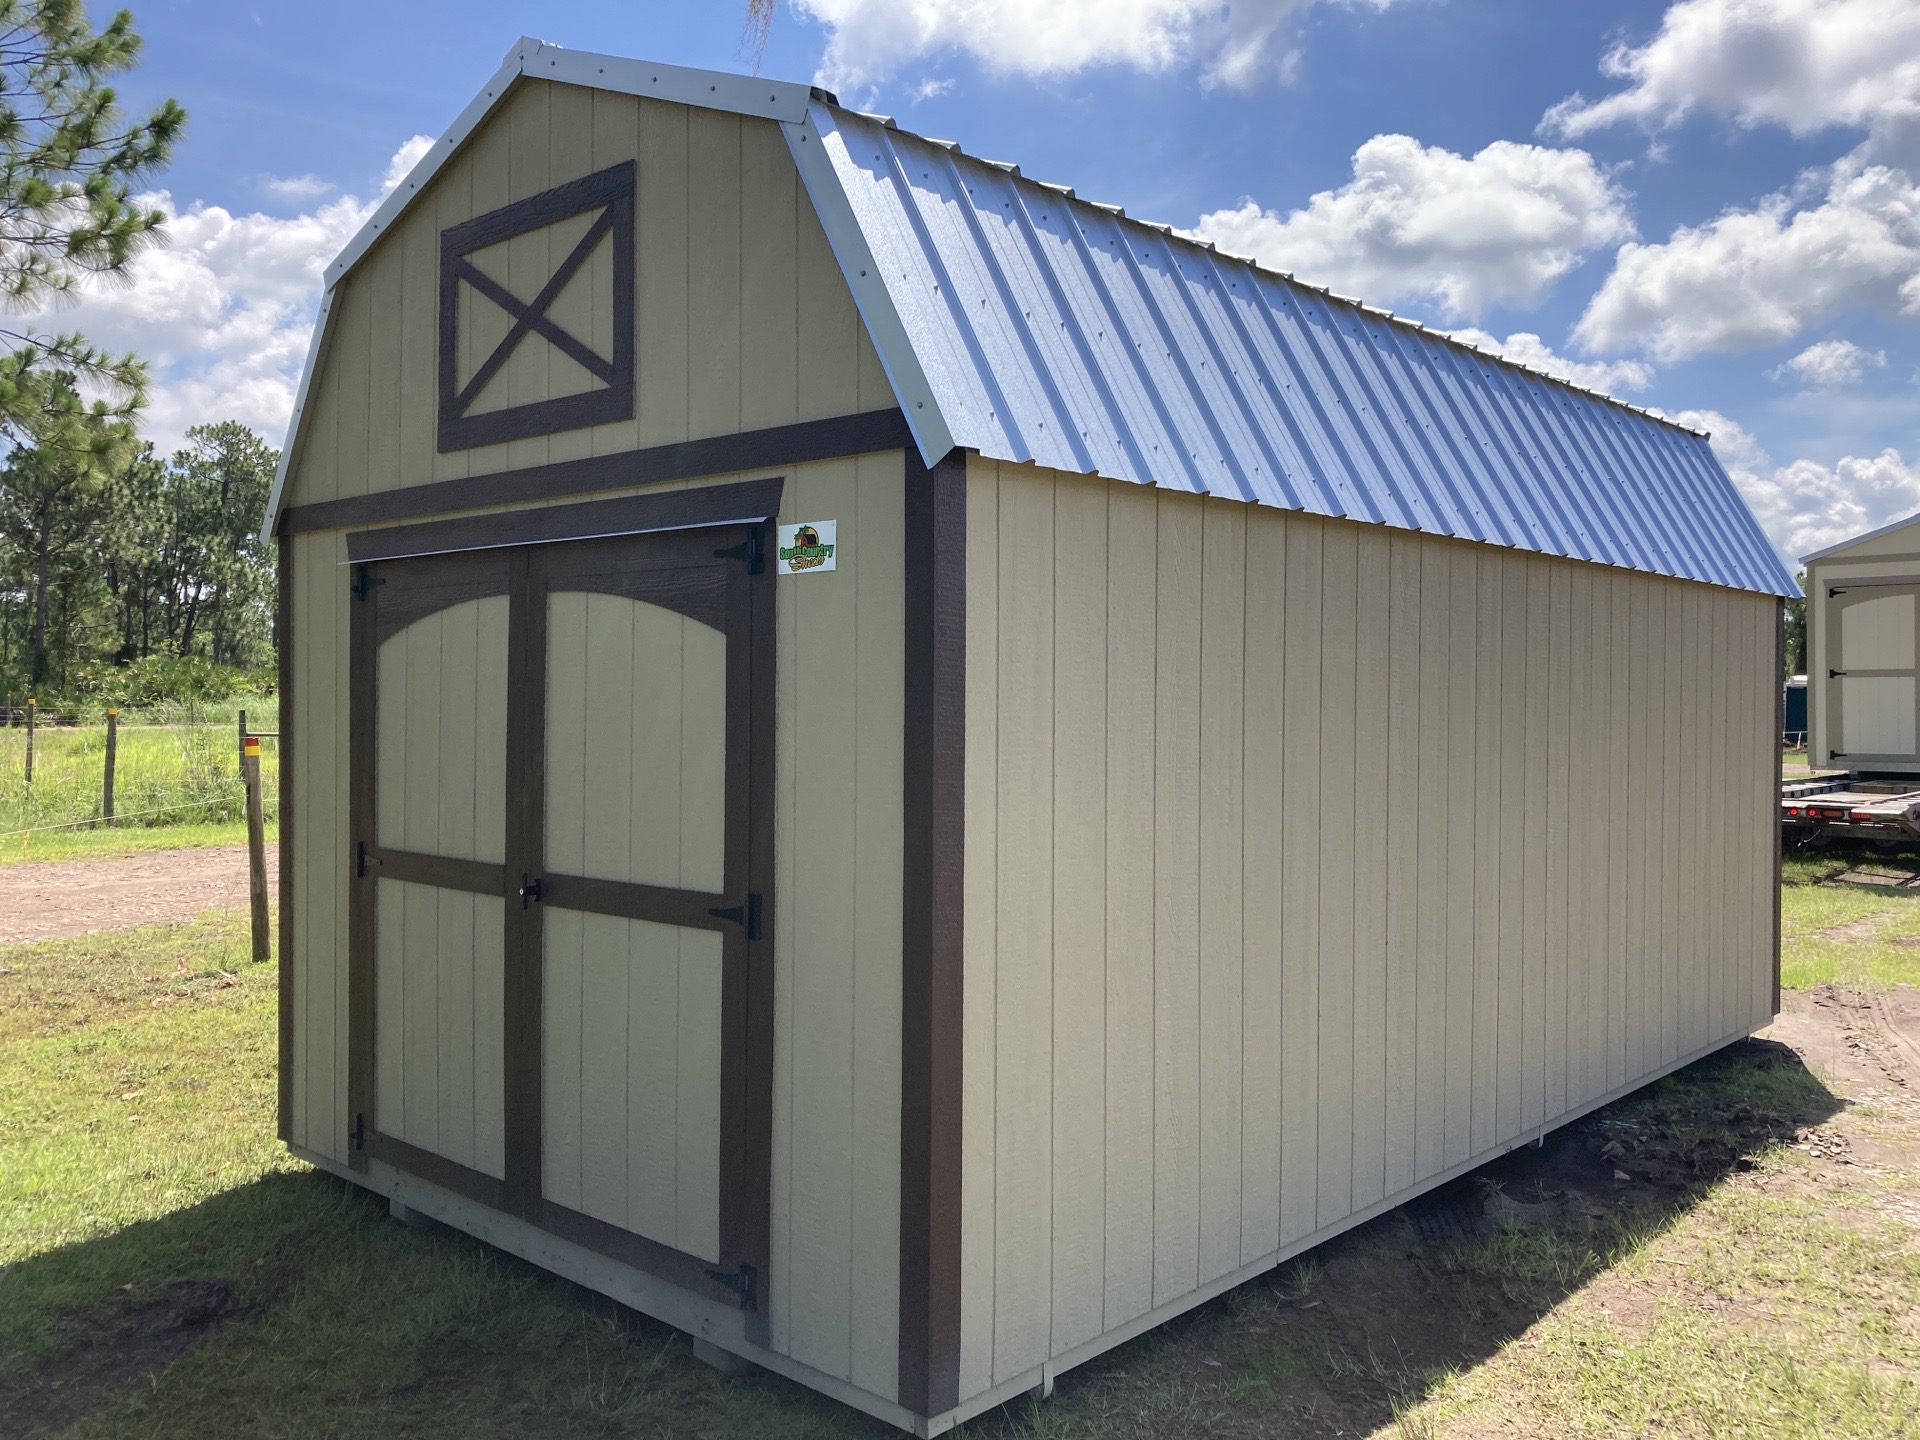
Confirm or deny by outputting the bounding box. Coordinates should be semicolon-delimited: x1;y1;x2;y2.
782;110;953;468
263;40;824;537
1802;510;1920;564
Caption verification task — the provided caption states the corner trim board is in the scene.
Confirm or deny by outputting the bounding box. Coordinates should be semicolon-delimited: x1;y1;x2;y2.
278;408;910;536
276;532;294;1144
898;446;967;1415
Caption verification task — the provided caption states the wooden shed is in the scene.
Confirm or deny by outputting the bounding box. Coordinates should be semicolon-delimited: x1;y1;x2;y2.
1804;514;1920;773
266;39;1797;1436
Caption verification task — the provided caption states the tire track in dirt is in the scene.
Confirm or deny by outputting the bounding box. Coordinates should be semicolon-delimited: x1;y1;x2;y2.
0;845;274;946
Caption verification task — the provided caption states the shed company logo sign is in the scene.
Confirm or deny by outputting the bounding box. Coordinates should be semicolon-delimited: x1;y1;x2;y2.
776;520;838;576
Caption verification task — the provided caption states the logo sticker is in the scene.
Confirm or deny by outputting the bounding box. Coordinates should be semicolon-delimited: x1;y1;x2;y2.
777;520;837;575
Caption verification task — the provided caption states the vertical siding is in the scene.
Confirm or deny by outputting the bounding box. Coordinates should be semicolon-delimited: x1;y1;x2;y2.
959;459;1780;1403
287;454;904;1401
280;83;891;510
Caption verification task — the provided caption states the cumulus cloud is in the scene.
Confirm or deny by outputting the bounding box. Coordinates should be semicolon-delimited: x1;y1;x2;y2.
1773;337;1888;386
1572;157;1920;360
792;0;1399;92
1444;328;1655;393
1668;405;1920;560
1542;0;1920;145
1190;134;1632;321
264;174;335;202
56;136;432;454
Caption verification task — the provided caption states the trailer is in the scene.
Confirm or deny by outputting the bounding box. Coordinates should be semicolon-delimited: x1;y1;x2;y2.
1782;775;1920;848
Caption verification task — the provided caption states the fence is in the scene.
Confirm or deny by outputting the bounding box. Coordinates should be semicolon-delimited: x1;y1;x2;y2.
0;701;280;839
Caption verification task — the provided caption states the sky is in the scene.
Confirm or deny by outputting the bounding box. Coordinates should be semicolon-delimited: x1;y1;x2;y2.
57;0;1920;566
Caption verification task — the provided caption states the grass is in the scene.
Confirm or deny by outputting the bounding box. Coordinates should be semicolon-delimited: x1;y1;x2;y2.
0;720;277;838
1782;847;1920;989
0;818;269;867
2;887;1917;1437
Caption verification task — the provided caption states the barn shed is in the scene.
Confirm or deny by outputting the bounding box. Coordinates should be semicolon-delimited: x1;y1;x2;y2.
1804;514;1920;773
266;38;1797;1436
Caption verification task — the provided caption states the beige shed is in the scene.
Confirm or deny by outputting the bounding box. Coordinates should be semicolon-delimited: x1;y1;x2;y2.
1804;514;1920;774
266;39;1796;1436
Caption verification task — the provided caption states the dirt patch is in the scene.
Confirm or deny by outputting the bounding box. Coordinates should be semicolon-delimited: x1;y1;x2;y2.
0;846;273;946
1;1281;243;1437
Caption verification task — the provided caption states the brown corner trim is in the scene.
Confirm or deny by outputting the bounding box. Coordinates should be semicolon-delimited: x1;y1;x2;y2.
345;476;785;565
279;408;912;536
899;446;967;1417
277;532;294;1144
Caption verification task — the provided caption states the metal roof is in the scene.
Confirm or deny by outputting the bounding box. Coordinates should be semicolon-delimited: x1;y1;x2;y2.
791;102;1796;597
264;41;1799;599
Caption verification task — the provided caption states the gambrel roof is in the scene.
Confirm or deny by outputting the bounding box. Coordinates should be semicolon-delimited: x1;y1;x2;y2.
265;37;1797;597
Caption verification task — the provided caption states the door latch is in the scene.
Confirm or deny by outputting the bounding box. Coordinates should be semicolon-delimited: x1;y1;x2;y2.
519;873;544;909
704;1262;758;1311
707;893;762;940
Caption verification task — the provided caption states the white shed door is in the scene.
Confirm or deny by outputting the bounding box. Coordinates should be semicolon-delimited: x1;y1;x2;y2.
1831;584;1920;761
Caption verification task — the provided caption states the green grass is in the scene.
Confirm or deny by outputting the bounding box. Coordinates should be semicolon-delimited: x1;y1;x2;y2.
0;721;277;837
0;818;269;867
1782;850;1920;989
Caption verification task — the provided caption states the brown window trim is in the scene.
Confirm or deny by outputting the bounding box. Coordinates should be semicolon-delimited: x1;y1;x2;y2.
278;408;911;537
898;446;966;1416
345;476;784;567
438;161;636;453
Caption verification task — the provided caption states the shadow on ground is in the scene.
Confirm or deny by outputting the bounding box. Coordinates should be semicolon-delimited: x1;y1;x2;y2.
1;1040;1842;1438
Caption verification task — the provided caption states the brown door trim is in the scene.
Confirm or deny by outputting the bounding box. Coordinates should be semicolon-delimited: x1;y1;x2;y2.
346;476;784;568
278;407;909;536
898;446;968;1415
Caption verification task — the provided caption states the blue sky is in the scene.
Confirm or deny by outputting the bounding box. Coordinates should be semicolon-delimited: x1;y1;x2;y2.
73;0;1920;562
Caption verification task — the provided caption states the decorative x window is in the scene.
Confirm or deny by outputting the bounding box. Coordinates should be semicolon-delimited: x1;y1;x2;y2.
437;161;636;452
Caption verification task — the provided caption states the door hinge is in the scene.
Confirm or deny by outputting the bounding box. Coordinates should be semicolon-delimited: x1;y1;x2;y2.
707;892;762;941
712;528;764;574
1831;669;1847;678
518;873;544;910
352;566;385;601
704;1262;758;1311
357;840;379;877
351;1113;367;1151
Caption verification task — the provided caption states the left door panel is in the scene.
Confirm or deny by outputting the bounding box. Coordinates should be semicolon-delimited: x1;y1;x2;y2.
350;551;515;1208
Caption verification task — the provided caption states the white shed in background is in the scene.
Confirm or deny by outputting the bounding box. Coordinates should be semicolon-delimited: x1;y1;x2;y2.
1805;513;1920;773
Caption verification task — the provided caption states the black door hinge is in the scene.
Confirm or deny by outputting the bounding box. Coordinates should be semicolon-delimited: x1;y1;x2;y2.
351;1113;366;1151
518;873;544;910
707;892;762;941
712;528;764;574
357;840;378;877
1830;669;1847;678
704;1262;758;1311
352;566;385;601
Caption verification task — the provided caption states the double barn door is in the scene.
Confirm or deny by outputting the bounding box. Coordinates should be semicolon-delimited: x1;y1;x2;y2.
346;519;772;1320
1827;580;1920;764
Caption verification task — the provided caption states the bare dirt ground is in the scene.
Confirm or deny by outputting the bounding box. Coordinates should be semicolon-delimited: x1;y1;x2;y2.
0;845;275;946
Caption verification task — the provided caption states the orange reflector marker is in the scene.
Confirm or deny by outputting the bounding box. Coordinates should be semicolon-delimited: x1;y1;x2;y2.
244;735;261;757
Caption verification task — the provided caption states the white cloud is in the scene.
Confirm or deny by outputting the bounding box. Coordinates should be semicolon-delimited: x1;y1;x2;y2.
1542;0;1920;144
1573;157;1920;360
793;0;1399;92
1668;405;1920;560
55;136;433;454
1773;337;1888;385
1445;328;1655;393
1190;134;1633;321
264;174;334;202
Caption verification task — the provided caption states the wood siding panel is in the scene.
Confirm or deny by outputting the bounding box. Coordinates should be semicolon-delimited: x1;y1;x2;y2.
956;462;1780;1410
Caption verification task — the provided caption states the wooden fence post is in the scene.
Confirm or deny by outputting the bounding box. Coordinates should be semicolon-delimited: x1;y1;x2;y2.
103;708;118;822
243;733;270;963
23;696;33;784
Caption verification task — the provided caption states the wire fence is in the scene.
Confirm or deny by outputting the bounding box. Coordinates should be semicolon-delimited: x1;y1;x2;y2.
0;710;280;837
